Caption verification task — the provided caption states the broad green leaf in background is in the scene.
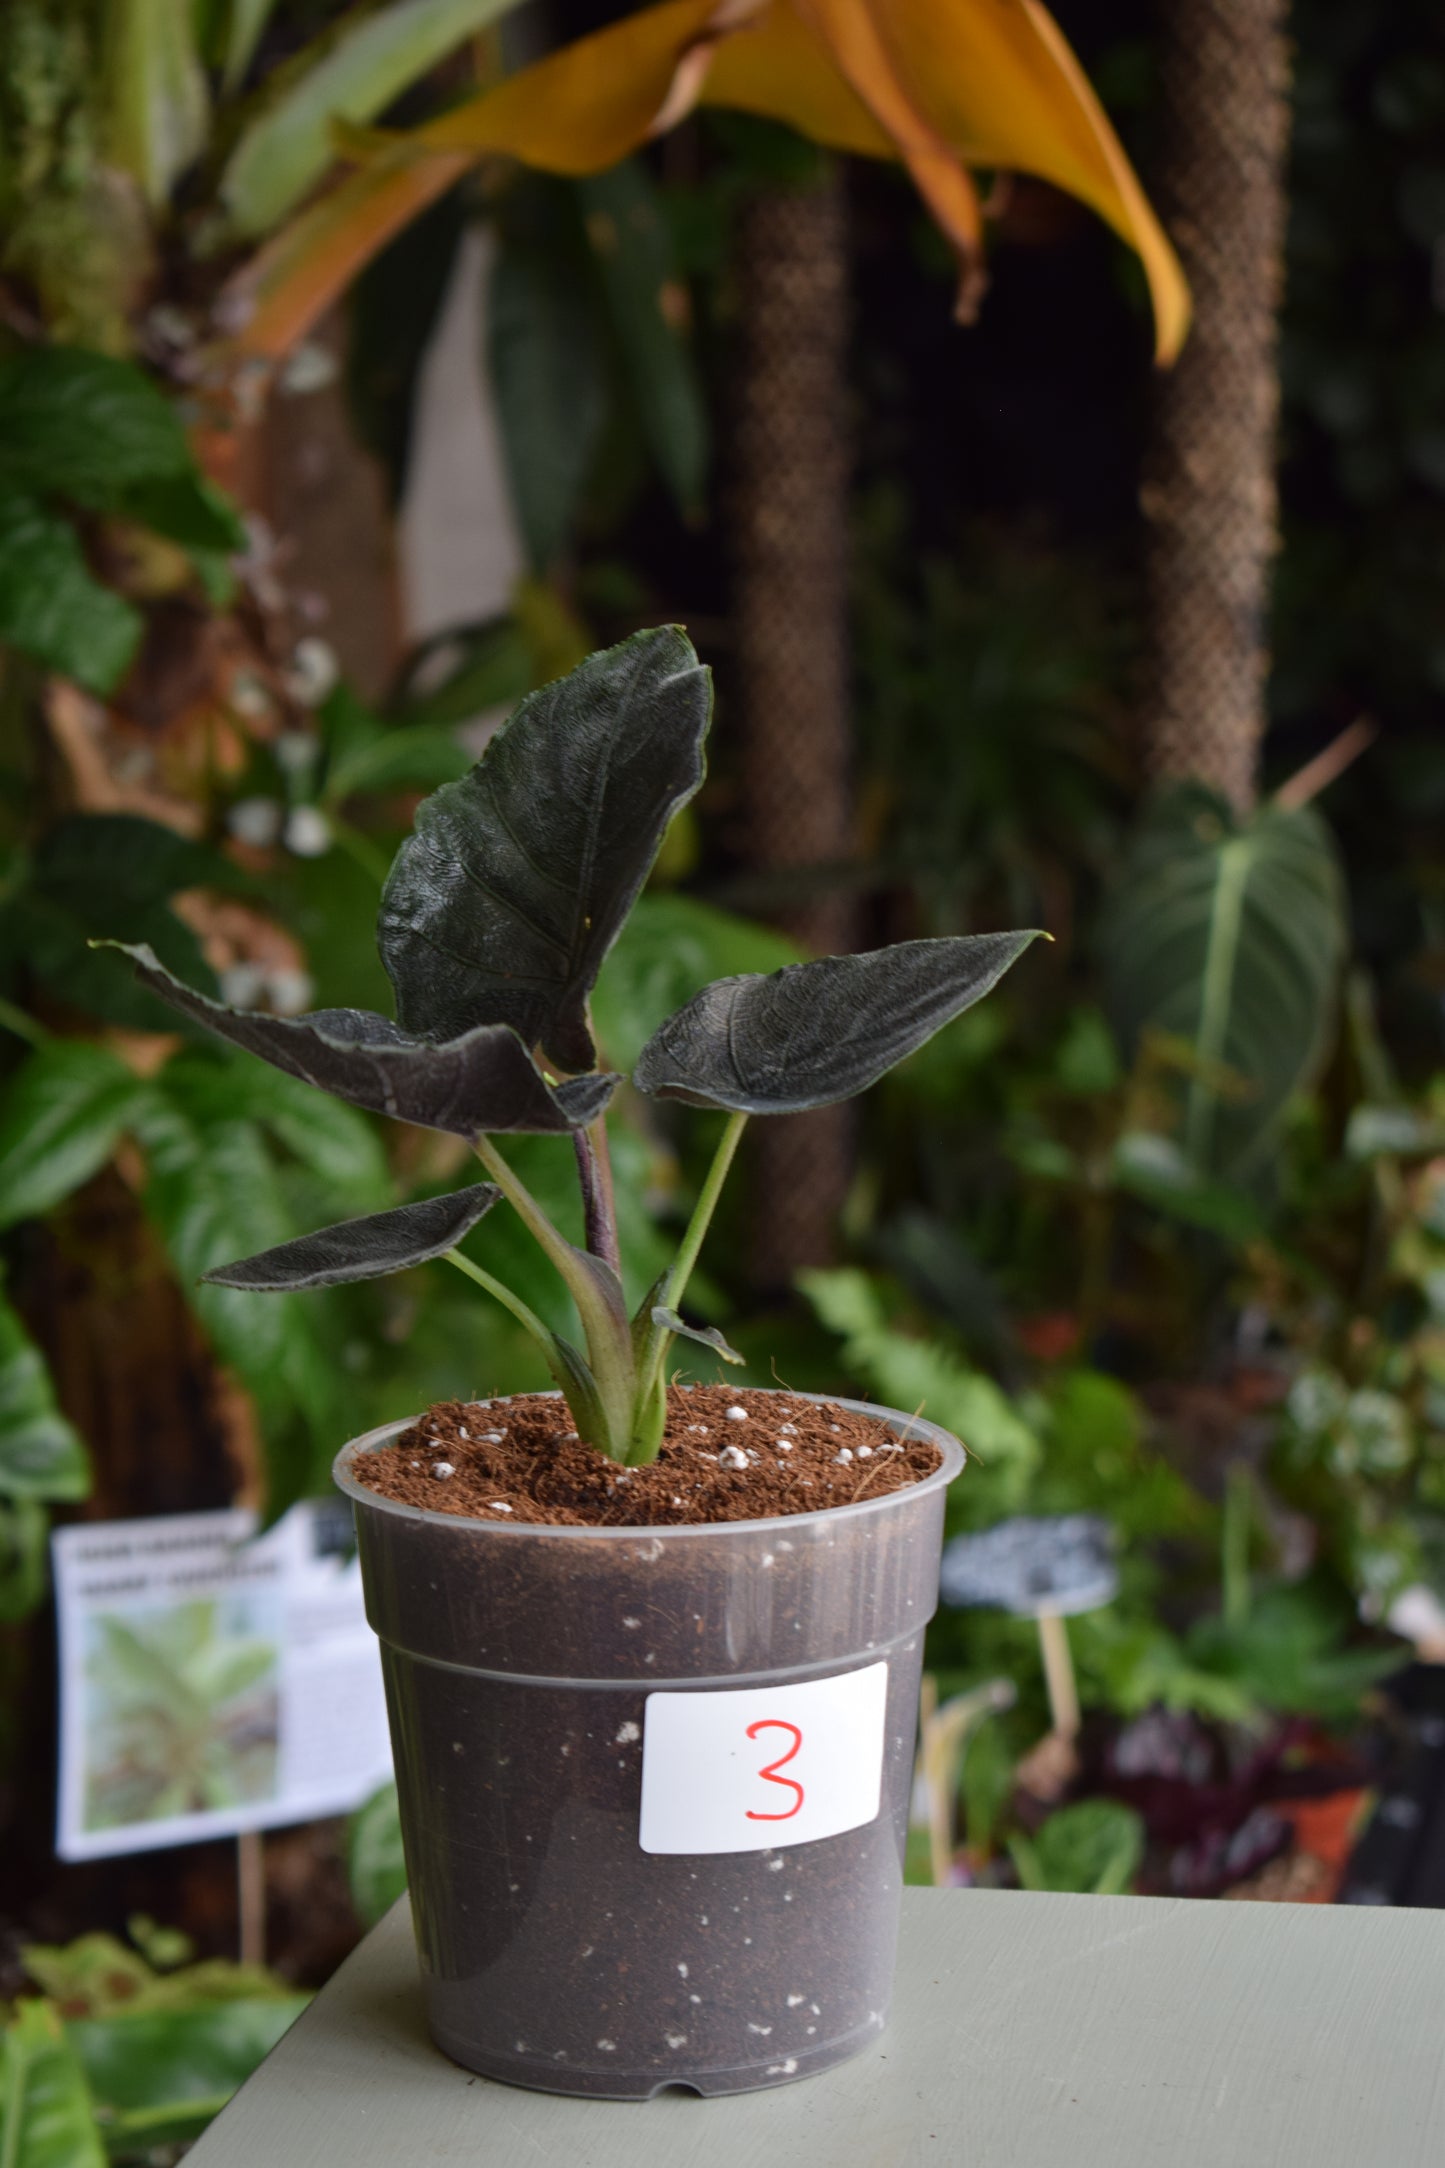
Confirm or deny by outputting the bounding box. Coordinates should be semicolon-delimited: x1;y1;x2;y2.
1100;784;1348;1178
101;0;210;206
378;626;711;1068
0;350;191;506
799;1267;1041;1519
0;1289;91;1502
488;178;610;572
219;0;521;238
118;472;249;556
319;683;472;804
127;1065;340;1504
0;491;141;692
1008;1798;1144;1894
578;157;708;518
68;1998;306;2155
347;1781;407;1926
0;2001;106;2168
635;933;1041;1113
0;814;247;1029
159;1054;390;1213
592;893;800;1074
0;1042;154;1231
1110;1131;1268;1244
385;615;534;732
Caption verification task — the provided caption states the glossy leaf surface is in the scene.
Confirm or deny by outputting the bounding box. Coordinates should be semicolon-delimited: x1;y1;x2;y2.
203;1183;502;1290
634;931;1040;1112
378;626;710;1069
105;945;618;1137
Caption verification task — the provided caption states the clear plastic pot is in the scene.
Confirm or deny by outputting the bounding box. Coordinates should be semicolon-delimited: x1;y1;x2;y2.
334;1393;962;2099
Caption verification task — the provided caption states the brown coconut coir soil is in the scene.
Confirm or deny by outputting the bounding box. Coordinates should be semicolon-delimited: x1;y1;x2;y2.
353;1383;941;1526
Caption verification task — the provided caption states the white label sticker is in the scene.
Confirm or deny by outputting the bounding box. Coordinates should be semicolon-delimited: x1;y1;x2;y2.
638;1662;889;1855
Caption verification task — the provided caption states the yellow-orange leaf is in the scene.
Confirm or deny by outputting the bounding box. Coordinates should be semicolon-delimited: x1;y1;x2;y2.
845;0;1189;361
223;0;1187;368
223;141;472;362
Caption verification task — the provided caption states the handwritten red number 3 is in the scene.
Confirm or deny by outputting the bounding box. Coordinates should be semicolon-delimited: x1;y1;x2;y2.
745;1719;804;1820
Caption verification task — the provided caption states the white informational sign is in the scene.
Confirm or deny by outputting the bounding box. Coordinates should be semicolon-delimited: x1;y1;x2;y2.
53;1502;392;1863
638;1662;889;1856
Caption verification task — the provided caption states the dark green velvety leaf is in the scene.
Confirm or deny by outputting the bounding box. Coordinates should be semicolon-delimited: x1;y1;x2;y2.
651;1307;743;1365
203;1183;501;1290
0;1290;90;1501
592;893;799;1072
0;348;190;507
0;1041;154;1231
378;626;711;1070
0;489;141;692
634;932;1042;1113
104;943;617;1137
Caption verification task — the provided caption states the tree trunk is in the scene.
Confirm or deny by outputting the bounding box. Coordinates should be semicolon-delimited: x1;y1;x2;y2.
1140;0;1293;812
732;170;856;1293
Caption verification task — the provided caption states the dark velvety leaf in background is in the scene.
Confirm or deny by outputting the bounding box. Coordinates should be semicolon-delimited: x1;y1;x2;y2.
202;1183;502;1290
377;626;711;1070
634;932;1042;1113
104;944;619;1136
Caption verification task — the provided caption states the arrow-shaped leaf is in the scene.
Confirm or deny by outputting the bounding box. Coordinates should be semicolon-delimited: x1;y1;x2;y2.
633;932;1042;1112
377;625;711;1071
651;1306;744;1366
102;944;618;1137
201;1183;502;1290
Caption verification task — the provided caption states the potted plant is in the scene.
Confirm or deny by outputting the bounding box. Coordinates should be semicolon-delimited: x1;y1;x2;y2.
105;627;1038;2098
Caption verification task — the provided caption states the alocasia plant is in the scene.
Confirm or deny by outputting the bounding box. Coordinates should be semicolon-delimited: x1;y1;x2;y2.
105;627;1039;1464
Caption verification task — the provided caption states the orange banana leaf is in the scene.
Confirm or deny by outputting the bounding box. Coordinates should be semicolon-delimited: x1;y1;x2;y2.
223;0;1187;369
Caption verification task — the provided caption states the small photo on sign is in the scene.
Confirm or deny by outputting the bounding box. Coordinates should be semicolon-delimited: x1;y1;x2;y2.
82;1594;281;1836
53;1504;393;1861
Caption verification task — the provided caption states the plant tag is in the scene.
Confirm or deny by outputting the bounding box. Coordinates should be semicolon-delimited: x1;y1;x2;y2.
638;1662;888;1855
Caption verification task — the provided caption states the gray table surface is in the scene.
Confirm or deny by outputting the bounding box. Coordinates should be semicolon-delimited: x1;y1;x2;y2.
188;1888;1445;2166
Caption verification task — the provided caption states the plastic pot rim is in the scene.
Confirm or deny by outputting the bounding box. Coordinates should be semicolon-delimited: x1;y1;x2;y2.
333;1389;964;1543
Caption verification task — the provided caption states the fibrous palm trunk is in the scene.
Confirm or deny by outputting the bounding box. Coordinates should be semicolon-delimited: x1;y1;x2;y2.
1141;0;1293;812
732;169;855;1291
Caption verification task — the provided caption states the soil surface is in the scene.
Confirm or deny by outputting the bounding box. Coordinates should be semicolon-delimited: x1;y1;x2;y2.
352;1383;941;1526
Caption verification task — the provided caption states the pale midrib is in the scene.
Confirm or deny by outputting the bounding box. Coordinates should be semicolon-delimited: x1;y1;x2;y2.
1186;836;1251;1169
